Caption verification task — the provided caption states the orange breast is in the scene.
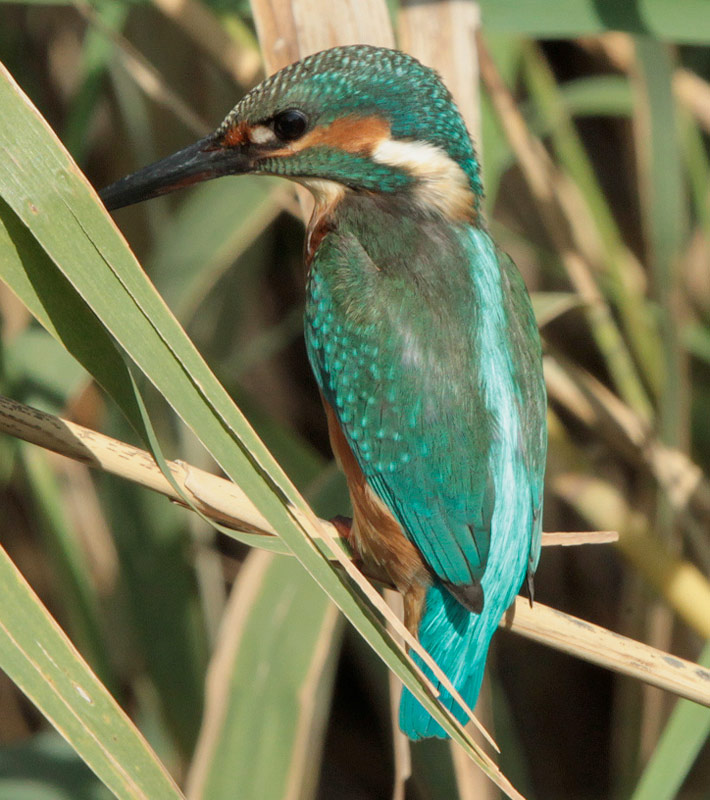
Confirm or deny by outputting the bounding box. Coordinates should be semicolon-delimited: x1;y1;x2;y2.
322;398;429;632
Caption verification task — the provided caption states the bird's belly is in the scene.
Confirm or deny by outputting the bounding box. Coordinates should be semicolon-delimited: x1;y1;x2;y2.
322;398;429;632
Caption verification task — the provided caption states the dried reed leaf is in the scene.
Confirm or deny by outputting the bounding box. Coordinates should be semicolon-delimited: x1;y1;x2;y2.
505;597;710;708
2;394;707;713
0;395;615;551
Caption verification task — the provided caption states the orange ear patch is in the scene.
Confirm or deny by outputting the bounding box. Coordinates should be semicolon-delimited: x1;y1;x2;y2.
222;115;390;154
273;114;390;156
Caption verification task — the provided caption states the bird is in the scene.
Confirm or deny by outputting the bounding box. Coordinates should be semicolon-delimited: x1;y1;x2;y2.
100;45;547;740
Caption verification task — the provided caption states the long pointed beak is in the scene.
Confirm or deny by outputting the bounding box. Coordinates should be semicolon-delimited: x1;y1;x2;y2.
100;134;252;211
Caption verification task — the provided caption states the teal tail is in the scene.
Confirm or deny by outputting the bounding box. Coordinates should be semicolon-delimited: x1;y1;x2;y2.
399;581;498;740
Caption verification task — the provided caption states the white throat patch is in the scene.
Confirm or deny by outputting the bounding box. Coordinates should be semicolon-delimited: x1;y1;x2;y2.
371;138;476;221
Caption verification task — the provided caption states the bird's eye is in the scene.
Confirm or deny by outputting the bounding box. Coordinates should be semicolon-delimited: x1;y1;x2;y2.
272;109;309;141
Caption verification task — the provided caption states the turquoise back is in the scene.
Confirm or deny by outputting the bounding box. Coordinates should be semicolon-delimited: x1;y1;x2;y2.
305;193;545;594
305;191;546;736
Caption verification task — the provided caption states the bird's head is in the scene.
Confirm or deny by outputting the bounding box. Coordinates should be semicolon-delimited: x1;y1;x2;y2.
101;45;482;222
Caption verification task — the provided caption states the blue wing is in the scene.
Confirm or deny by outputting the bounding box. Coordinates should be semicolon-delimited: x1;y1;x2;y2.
305;219;545;604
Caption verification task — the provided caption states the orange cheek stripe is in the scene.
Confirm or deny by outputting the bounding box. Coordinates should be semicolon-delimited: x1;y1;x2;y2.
221;114;390;156
313;114;390;153
273;114;391;157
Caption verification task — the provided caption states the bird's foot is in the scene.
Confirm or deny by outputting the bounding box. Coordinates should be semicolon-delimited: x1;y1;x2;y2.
330;514;353;539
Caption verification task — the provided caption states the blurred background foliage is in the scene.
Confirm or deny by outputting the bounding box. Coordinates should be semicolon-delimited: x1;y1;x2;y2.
1;0;710;798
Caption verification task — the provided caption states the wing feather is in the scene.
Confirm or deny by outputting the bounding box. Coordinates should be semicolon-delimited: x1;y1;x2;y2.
305;219;544;602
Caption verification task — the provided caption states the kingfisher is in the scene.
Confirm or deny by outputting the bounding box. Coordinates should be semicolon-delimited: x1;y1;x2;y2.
100;45;547;740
